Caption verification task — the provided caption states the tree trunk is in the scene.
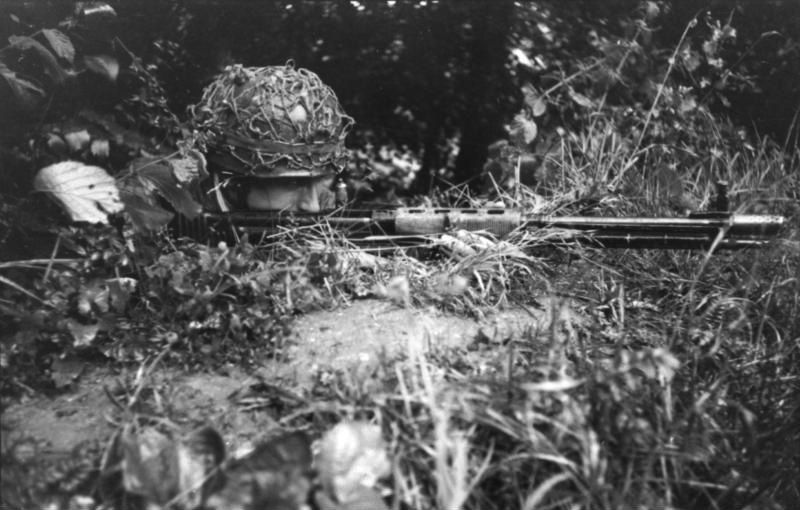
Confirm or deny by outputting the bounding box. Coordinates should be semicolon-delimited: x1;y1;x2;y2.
453;0;515;186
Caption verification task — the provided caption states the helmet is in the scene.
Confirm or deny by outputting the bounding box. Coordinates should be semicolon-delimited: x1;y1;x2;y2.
191;62;353;211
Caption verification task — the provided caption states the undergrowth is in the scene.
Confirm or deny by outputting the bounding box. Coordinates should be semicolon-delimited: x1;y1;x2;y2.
2;10;800;510
3;132;797;510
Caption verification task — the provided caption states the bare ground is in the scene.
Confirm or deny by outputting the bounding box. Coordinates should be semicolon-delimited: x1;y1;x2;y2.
1;297;583;452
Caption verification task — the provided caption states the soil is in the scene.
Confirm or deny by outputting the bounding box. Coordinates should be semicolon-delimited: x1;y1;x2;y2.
1;297;584;452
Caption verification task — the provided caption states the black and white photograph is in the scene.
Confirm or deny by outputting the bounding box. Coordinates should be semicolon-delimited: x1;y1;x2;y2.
1;1;798;509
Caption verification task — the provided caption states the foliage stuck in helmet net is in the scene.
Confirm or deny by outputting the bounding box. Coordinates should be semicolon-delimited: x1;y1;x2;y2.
191;62;354;175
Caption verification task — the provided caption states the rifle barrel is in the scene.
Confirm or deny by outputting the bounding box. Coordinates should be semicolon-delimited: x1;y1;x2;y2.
173;208;785;250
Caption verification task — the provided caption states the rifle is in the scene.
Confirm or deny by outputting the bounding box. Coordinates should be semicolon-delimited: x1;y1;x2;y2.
174;206;785;251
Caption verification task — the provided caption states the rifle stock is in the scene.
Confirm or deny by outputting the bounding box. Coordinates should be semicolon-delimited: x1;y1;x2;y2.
174;207;785;251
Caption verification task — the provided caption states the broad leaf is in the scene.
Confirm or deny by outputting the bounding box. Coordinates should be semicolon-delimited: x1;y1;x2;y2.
78;109;150;152
119;191;174;232
8;35;68;84
84;54;119;82
33;161;123;224
132;157;202;218
0;64;45;111
42;28;75;63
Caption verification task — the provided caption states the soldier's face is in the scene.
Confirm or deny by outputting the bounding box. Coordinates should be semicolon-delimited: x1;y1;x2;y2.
245;175;335;212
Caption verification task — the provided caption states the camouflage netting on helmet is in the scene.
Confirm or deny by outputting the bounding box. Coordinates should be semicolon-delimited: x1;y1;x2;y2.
191;63;354;177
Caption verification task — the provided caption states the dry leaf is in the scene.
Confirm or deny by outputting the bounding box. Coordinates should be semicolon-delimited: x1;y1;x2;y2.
34;161;123;224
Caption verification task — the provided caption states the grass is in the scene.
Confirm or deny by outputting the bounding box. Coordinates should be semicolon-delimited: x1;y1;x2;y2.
2;130;798;509
3;25;800;510
277;116;799;509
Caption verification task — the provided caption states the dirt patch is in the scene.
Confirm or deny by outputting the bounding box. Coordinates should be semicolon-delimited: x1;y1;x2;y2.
2;298;582;450
276;298;564;385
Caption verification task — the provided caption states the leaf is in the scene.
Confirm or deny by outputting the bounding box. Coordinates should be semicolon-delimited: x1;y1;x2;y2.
0;64;45;111
522;84;546;117
8;35;68;84
64;129;91;152
34;161;124;224
508;112;538;148
436;234;478;260
531;97;547;117
316;422;391;505
679;96;697;114
106;277;137;313
568;88;594;108
316;485;389;510
206;431;312;510
42;28;75;64
177;427;226;509
682;47;701;72
65;319;100;347
170;150;208;183
522;472;572;510
78;109;150;152
46;132;68;155
134;158;202;219
385;275;410;307
76;2;117;19
84;54;119;82
51;357;85;388
522;377;583;393
119;191;174;232
91;139;110;158
121;426;180;505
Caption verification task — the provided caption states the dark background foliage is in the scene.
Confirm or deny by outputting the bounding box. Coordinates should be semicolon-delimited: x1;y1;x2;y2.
2;0;796;189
